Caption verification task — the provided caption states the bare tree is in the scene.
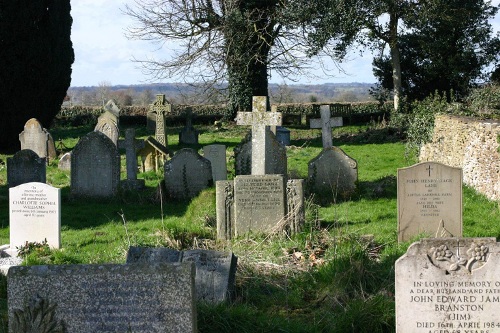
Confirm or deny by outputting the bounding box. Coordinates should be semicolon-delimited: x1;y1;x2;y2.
123;0;332;117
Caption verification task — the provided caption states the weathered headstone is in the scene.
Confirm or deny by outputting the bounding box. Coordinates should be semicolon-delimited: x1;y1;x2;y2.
127;247;237;304
307;146;358;199
203;144;227;181
19;118;56;163
397;162;462;242
396;237;500;333
58;152;71;171
8;262;197;333
309;105;343;149
150;94;171;147
276;126;291;146
164;148;213;199
216;176;305;239
103;99;120;122
179;108;199;145
235;96;283;175
118;128;145;190
234;130;287;176
234;175;286;236
94;117;119;146
9;182;60;251
138;136;169;172
7;149;46;188
71;131;120;198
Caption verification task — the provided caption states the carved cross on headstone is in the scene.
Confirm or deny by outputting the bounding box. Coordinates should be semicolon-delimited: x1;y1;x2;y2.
118;128;145;183
309;105;343;149
150;94;171;147
426;164;433;177
235;96;282;175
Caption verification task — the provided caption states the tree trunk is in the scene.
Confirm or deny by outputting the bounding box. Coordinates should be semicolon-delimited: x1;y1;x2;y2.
389;10;402;112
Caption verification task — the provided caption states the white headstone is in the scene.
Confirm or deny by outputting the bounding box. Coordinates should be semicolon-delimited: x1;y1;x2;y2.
9;182;61;251
397;162;463;242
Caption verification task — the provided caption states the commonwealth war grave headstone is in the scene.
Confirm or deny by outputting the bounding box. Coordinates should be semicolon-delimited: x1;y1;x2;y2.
235;96;283;175
7;149;46;188
118;128;145;190
397;161;462;242
71;131;120;198
9;182;60;250
127;247;237;304
8;262;197;333
164;148;213;199
396;237;500;333
203;144;227;181
19;118;56;163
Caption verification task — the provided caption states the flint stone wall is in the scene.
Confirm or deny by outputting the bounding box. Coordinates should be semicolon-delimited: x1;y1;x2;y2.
420;114;500;201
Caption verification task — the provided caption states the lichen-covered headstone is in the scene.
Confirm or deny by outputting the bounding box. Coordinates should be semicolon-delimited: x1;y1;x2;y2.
164;148;213;199
71;131;120;198
19;118;56;163
94;117;119;146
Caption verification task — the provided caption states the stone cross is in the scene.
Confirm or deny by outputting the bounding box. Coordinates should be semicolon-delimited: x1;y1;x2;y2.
235;96;282;175
309;105;343;149
150;94;171;147
118;128;145;182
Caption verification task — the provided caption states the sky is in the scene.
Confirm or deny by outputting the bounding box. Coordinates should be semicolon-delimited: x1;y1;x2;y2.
70;0;500;87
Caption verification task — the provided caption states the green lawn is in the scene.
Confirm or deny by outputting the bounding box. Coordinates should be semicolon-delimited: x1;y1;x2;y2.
0;122;499;332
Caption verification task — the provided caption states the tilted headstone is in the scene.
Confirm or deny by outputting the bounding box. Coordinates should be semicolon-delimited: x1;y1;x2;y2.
9;182;60;251
397;162;462;242
234;130;287;176
127;247;237;304
203;144;227;181
118;128;145;190
138;136;169;172
179;108;199;145
216;176;304;239
8;262;197;333
150;94;171;147
58;152;71;171
307;146;358;199
71;131;120;198
309;105;343;149
396;237;500;332
164;148;213;199
19;118;56;163
7;149;46;188
235;96;282;175
103;99;120;122
94;117;119;146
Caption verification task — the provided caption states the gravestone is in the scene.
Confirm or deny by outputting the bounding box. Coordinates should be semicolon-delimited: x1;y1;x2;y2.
9;182;60;250
179;108;199;145
164;148;213;199
58;152;71;171
216;176;305;239
276;126;291;146
138;136;169;172
127;247;237;304
307;147;358;199
94;117;119;146
19;118;56;163
397;162;462;242
103;99;120;123
7;149;46;188
203;144;227;181
309;105;343;149
8;262;197;333
71;131;120;198
235;96;282;175
150;94;171;147
234;130;287;176
118;128;145;190
396;237;500;333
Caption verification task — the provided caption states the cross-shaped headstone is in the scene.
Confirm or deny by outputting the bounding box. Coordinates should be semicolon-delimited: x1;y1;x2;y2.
118;128;145;182
235;96;282;175
309;105;343;149
150;94;171;147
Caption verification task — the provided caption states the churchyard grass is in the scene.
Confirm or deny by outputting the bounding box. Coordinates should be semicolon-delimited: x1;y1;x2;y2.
0;122;499;332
